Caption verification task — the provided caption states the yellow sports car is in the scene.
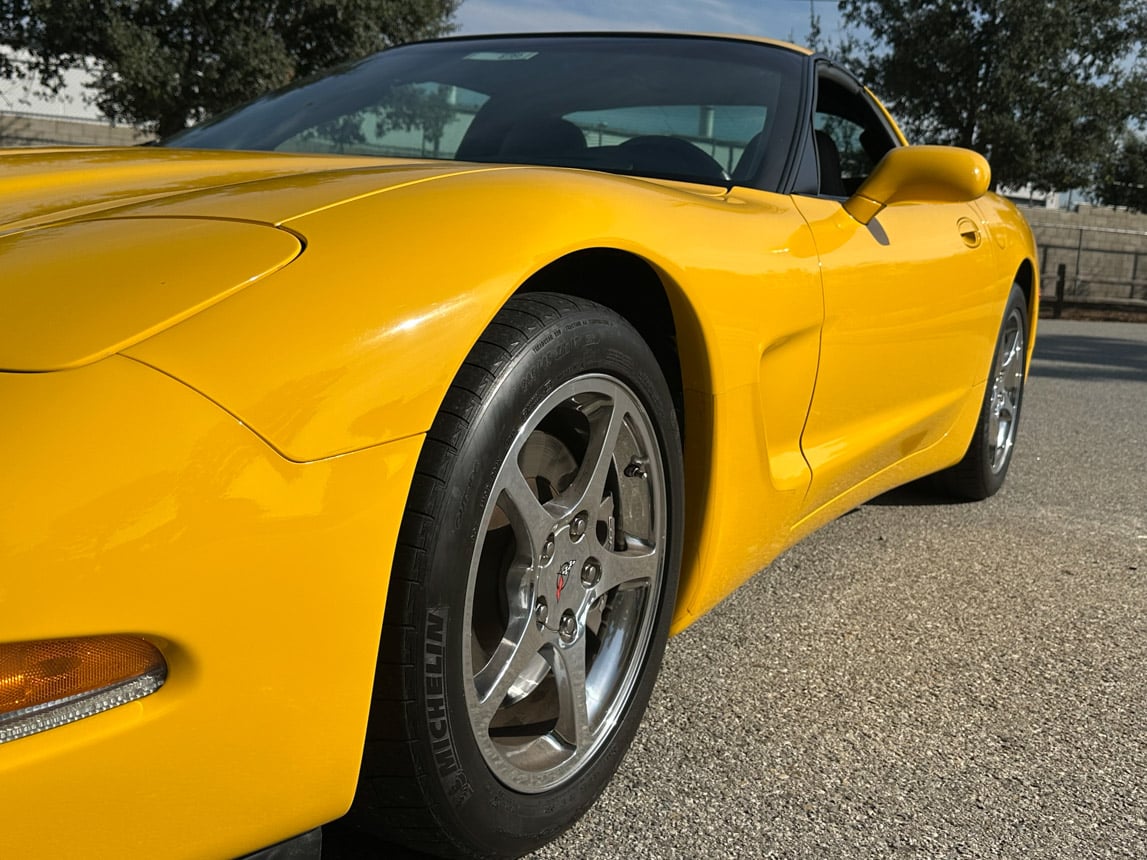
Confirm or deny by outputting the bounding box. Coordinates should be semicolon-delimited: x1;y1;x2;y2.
0;32;1036;860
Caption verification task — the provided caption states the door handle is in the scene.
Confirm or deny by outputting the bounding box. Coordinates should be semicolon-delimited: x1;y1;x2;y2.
957;217;982;248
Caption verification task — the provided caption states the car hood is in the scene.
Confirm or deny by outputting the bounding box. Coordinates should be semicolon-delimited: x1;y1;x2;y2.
0;147;502;371
0;146;500;232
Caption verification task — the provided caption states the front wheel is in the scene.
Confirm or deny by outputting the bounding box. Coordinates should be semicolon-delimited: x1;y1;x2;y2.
935;283;1029;500
356;293;683;858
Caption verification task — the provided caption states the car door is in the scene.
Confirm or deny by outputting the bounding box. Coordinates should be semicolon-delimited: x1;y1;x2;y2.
793;66;1002;515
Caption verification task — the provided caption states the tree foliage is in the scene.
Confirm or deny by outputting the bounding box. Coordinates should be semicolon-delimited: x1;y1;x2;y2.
839;0;1147;190
0;0;460;136
1094;131;1147;211
304;82;454;154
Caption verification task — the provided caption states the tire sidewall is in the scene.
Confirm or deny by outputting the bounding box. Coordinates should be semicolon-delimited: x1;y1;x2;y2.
411;302;683;856
974;284;1029;495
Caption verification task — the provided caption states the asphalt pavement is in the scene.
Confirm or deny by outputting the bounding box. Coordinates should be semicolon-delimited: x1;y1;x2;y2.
326;318;1147;860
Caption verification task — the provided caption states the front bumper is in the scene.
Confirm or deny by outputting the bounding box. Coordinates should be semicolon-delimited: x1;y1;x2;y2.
0;357;421;858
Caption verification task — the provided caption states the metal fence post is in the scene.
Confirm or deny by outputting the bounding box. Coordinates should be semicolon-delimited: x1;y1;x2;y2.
1075;227;1084;296
1055;263;1066;319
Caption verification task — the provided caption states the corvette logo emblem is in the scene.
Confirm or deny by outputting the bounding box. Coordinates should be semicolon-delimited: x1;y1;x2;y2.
556;560;575;600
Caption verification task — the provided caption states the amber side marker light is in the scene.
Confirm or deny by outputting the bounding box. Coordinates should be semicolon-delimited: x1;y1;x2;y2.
0;636;167;744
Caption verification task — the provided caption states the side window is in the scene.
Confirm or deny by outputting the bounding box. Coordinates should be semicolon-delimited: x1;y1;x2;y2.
810;73;898;197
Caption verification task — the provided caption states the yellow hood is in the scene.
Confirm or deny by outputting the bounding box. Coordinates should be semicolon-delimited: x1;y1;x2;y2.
0;146;489;232
0;147;500;371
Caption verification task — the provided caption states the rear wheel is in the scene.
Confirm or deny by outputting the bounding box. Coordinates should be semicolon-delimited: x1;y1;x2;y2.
355;293;683;858
935;283;1029;500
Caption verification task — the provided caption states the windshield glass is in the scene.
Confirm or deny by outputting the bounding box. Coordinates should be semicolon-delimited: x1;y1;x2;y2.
164;35;805;189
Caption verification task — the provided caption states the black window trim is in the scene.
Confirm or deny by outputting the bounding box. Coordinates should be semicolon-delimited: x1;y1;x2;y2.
783;56;903;198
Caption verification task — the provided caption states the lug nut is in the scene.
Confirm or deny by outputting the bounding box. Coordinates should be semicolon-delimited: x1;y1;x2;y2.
540;534;555;564
581;559;601;587
535;598;549;627
559;611;578;643
569;512;588;541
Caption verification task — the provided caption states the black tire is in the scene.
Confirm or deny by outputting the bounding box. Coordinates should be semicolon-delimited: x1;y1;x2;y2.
934;283;1029;500
353;293;684;858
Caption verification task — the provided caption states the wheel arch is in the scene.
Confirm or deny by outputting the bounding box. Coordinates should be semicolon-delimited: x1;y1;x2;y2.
515;250;682;418
514;248;714;624
1012;257;1039;370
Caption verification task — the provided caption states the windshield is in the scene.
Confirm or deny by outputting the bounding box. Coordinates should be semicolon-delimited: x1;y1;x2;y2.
165;34;805;189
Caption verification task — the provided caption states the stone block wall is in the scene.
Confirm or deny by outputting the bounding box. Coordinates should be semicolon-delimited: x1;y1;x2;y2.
1020;205;1147;303
0;112;150;148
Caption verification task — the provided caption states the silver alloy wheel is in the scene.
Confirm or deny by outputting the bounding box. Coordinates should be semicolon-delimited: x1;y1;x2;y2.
988;305;1026;473
462;373;667;793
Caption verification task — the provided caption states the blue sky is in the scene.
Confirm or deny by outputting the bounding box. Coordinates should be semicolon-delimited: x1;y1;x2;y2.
456;0;851;48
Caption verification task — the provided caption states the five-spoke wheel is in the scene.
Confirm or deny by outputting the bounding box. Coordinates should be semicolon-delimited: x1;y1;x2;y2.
986;302;1026;474
465;375;667;792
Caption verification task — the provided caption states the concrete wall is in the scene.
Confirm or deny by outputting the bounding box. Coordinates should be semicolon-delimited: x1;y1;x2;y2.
0;112;150;147
1018;205;1147;304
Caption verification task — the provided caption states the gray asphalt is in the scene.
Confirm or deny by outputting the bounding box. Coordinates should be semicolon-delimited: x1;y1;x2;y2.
326;319;1147;859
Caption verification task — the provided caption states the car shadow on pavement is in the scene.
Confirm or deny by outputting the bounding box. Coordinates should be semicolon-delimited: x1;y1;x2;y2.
865;481;964;507
1031;332;1147;382
321;817;439;860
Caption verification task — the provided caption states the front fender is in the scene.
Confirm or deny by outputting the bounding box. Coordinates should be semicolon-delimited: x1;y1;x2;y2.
125;167;819;463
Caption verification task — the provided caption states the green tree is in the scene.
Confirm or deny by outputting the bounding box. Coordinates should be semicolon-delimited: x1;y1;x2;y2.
839;0;1147;190
303;82;454;154
1094;131;1147;211
0;0;459;137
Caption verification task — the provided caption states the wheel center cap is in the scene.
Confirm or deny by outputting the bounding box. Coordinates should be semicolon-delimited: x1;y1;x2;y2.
556;559;575;600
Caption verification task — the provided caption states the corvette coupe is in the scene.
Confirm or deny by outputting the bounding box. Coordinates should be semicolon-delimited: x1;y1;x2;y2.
0;32;1036;860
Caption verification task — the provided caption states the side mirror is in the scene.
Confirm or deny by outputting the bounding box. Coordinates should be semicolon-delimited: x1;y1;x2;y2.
843;145;991;225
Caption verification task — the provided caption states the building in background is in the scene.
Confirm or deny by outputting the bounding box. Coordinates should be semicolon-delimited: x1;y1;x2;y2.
1;50;148;147
998;185;1090;211
0;111;148;146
